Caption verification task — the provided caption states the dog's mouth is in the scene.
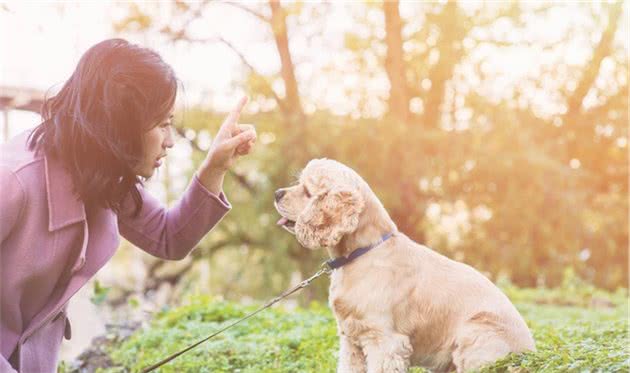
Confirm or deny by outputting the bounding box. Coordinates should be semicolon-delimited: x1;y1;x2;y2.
277;216;296;234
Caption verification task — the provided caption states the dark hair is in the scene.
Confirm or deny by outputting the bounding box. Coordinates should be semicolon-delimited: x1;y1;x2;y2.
28;38;177;215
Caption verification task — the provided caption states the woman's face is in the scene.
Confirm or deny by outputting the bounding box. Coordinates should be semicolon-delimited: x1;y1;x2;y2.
134;110;175;178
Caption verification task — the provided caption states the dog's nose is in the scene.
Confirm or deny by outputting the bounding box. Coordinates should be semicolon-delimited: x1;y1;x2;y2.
274;189;286;202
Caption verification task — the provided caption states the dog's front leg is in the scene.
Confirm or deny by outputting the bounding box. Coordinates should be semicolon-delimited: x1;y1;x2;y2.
361;332;412;373
337;335;366;373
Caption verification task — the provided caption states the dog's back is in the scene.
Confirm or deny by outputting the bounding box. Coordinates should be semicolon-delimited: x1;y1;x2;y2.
331;233;535;372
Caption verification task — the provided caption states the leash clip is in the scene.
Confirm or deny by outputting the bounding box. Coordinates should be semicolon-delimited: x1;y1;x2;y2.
320;261;334;275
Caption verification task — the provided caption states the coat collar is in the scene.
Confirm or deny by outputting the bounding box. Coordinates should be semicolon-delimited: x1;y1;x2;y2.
44;155;86;231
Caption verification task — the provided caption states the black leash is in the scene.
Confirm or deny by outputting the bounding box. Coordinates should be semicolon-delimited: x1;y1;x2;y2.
140;264;332;373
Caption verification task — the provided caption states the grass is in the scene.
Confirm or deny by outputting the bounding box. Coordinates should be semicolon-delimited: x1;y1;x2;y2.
73;278;629;373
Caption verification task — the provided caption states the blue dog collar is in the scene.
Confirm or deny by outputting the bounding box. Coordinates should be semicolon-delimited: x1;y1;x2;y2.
326;232;394;270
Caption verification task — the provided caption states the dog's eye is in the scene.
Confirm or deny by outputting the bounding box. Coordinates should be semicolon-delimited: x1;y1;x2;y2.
303;186;311;198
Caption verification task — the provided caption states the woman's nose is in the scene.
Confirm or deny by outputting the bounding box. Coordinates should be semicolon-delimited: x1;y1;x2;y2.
164;127;175;148
274;189;286;202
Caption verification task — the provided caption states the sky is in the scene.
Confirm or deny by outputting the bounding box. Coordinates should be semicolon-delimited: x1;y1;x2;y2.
0;1;367;140
0;1;272;96
0;1;261;138
0;0;350;200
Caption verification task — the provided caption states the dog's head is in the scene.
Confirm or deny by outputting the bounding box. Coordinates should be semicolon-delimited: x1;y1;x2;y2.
274;159;367;249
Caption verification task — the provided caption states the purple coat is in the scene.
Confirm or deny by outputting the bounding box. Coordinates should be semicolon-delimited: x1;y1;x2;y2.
0;132;231;372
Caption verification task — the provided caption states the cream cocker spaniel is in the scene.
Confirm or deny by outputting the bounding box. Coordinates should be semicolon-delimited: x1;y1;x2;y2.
274;159;535;373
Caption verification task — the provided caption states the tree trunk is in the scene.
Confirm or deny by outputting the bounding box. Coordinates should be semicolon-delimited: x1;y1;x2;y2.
383;0;410;123
422;1;465;129
563;1;623;160
269;0;304;123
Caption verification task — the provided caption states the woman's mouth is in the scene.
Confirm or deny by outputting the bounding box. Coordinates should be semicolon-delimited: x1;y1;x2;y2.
154;155;166;168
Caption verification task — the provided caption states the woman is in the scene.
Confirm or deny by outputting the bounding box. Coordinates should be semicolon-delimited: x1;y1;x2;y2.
0;38;256;372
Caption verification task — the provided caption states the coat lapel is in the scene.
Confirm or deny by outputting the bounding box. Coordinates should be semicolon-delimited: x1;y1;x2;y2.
44;155;86;231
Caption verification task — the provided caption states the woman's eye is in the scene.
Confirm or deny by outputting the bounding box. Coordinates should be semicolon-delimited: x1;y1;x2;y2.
304;186;311;198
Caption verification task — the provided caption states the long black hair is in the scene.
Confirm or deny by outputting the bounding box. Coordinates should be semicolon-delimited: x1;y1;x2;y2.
28;38;177;214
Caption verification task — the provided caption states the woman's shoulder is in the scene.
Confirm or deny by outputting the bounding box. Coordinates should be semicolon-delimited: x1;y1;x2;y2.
1;131;47;196
0;130;44;173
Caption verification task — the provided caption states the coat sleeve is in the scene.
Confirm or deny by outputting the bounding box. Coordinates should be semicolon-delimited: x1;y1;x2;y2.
0;166;26;245
0;168;22;371
117;175;231;260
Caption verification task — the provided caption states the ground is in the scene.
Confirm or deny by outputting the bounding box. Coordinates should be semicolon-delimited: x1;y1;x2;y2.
60;281;628;373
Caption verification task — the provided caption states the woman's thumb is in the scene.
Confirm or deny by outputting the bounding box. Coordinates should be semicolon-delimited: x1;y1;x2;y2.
224;130;256;150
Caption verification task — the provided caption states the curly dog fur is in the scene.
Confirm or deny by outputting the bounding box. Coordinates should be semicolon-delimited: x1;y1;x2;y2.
274;159;535;373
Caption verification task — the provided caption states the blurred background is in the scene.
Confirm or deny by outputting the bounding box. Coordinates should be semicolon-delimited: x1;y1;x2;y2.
1;0;628;362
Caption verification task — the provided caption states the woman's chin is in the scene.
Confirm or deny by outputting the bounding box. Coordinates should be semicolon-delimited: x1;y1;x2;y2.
134;166;156;179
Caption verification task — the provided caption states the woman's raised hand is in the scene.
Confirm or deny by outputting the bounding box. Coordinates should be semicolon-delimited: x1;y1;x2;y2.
197;96;257;194
204;96;257;172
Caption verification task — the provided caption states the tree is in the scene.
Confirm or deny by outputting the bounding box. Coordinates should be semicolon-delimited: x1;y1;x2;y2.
383;0;410;123
111;1;628;297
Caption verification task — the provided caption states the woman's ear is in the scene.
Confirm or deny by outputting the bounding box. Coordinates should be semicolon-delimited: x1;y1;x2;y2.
295;187;365;249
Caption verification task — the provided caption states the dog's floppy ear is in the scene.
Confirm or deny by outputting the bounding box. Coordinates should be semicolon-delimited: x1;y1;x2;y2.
295;187;365;249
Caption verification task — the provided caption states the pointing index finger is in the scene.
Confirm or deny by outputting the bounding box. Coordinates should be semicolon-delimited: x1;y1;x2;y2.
223;96;248;129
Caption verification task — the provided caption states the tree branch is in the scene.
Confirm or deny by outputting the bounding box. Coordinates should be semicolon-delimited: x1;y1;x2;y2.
166;31;289;116
470;32;572;52
215;36;289;114
269;0;305;122
582;83;628;124
155;1;288;115
565;1;623;118
222;1;270;23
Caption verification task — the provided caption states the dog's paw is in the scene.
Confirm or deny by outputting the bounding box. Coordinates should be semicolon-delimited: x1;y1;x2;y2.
381;358;409;373
337;363;367;373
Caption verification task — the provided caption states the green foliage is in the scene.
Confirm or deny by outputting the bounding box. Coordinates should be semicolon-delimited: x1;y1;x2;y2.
90;280;111;306
498;268;629;309
114;1;627;306
479;304;628;373
104;296;338;372
112;3;152;32
169;102;627;305
97;288;628;373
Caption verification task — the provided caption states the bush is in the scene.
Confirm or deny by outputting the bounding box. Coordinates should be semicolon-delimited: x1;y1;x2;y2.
103;296;338;372
89;288;627;373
